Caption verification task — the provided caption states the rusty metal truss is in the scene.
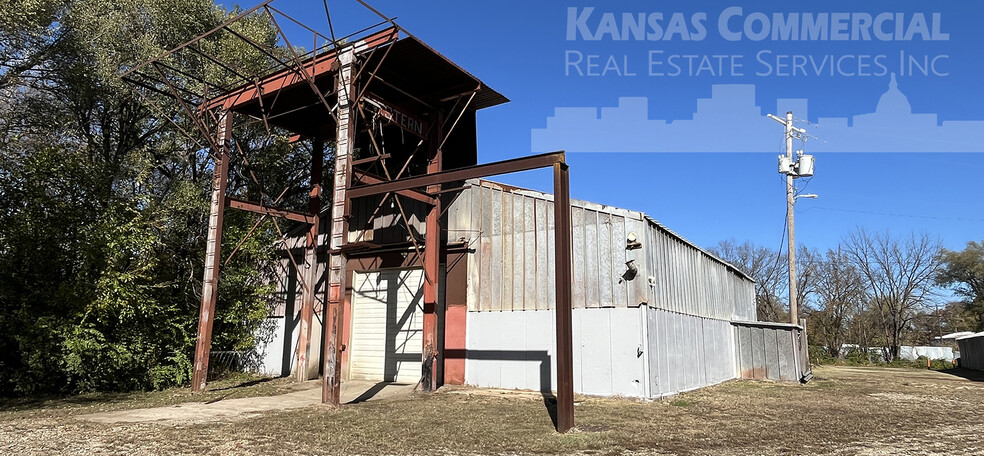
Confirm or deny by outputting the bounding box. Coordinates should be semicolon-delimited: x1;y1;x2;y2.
123;0;576;433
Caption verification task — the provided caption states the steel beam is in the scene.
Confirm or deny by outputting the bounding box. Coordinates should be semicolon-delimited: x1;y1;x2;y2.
225;197;315;224
191;112;233;392
421;112;443;392
323;47;356;406
553;162;574;433
352;173;437;206
204;27;398;111
296;138;324;381
351;153;391;166
347;151;566;199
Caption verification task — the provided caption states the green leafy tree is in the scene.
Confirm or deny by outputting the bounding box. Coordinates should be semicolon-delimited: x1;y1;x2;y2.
936;241;984;331
0;0;310;395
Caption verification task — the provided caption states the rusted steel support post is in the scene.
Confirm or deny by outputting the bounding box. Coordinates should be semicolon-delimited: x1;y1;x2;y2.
192;112;234;392
295;138;324;381
421;112;444;392
323;47;356;406
553;162;574;432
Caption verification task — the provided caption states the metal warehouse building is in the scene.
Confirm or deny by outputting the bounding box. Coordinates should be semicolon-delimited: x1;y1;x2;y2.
128;2;807;422
255;179;807;398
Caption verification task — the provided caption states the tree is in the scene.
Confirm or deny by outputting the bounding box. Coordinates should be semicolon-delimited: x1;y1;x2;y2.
0;0;64;90
936;241;984;331
709;240;820;323
709;240;787;321
0;0;305;395
843;230;943;361
808;248;866;358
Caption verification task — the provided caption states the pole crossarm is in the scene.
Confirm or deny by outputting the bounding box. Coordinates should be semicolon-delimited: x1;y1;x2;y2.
347;151;566;199
225;196;316;224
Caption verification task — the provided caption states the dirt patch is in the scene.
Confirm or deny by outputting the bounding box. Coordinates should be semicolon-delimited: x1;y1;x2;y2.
77;380;415;424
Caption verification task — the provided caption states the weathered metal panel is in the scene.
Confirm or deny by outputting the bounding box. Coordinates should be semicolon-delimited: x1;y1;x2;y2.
733;321;808;382
524;308;556;390
578;307;612;394
599;213;614;308
646;308;738;397
737;325;751;378
571;205;586;309
764;328;780;380
347;193;428;244
490;187;502;311
447;181;755;334
750;327;766;380
450;181;647;312
523;195;537;310
612;215;628;307
500;189;512;311
586;210;600;308
464;309;502;388
480;186;493;311
641;219;756;322
647;306;660;394
464;308;647;397
776;329;794;381
534;198;549;310
511;193;524;310
499;305;527;390
957;333;984;371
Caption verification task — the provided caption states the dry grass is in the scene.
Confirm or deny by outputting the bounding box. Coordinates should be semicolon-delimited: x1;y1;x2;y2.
2;366;983;455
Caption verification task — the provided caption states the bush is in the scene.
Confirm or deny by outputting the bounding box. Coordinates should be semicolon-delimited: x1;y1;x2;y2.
809;345;836;365
845;348;872;365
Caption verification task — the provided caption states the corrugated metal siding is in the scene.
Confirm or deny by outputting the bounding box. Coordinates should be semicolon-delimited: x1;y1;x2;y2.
733;321;808;382
646;308;737;397
448;180;648;311
957;333;984;371
347;193;428;244
448;180;754;315
645;219;756;321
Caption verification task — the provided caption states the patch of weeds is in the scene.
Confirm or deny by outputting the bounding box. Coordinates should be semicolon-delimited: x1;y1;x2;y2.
670;398;696;407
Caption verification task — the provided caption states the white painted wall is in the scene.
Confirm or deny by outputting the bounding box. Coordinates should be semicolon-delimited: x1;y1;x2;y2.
465;307;649;398
898;346;955;362
251;312;324;378
252;317;291;377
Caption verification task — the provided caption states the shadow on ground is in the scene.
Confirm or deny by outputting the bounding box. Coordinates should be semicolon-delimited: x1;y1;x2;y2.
938;367;984;382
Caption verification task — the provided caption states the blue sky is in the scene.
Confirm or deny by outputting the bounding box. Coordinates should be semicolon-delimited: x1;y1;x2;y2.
270;0;984;254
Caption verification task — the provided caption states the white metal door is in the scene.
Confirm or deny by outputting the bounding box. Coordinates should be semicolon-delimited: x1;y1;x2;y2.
349;268;424;383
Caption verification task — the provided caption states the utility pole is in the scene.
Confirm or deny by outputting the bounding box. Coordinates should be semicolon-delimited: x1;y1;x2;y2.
768;111;814;327
783;112;798;327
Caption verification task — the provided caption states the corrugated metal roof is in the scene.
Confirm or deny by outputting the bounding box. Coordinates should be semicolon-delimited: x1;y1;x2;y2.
643;217;755;284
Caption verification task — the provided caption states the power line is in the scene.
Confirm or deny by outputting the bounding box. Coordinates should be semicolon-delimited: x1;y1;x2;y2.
807;206;984;223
